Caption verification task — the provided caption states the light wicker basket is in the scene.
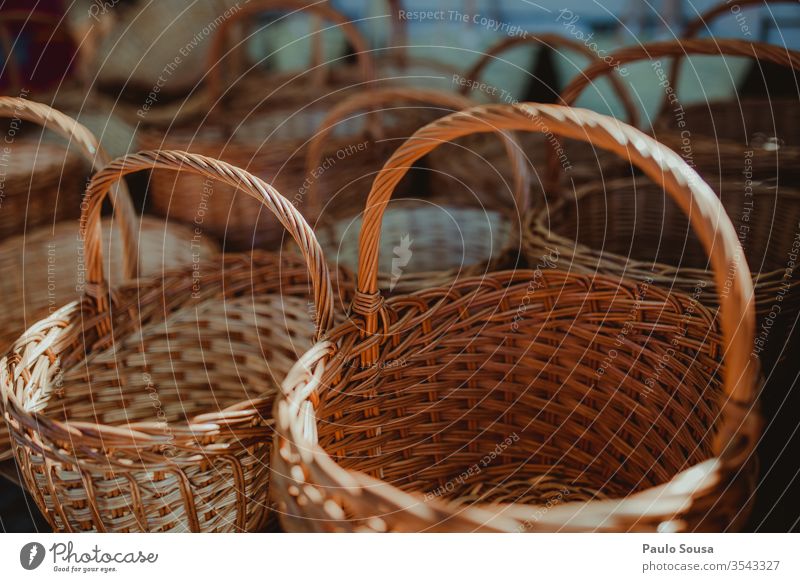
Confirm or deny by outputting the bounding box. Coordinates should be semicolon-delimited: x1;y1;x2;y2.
138;0;375;251
272;103;760;532
441;33;640;193
0;98;219;462
303;87;530;294
1;150;334;532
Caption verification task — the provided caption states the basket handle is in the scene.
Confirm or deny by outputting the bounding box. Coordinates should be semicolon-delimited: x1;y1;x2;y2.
205;0;376;109
80;150;334;339
553;38;800;186
354;103;757;461
561;38;800;125
380;0;453;74
662;0;800;118
0;96;139;279
304;86;530;220
460;33;640;127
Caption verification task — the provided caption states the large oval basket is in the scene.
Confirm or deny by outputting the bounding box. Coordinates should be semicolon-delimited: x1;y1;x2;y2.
271;103;760;532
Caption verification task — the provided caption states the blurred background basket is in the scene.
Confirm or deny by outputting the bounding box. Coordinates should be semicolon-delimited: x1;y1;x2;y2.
447;33;640;195
549;39;800;363
303;86;531;294
137;0;376;251
1;150;334;532
0;98;219;461
272;103;760;533
654;0;800;183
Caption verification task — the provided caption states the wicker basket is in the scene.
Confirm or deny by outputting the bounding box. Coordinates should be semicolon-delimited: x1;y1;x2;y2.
553;40;800;353
303;87;531;294
559;39;800;185
86;0;237;97
0;149;335;532
525;174;800;354
654;0;800;182
138;0;375;251
440;33;640;193
271;103;760;533
0;98;219;462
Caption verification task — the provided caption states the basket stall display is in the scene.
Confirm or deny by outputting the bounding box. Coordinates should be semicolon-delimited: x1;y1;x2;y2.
271;103;760;533
138;0;376;251
0;98;219;462
0;150;335;532
548;39;800;357
443;33;640;193
303;87;531;294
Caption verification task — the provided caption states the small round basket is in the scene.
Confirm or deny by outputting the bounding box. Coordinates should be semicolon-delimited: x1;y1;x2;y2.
0;99;219;462
271;103;760;532
1;150;334;532
304;87;531;294
138;0;375;251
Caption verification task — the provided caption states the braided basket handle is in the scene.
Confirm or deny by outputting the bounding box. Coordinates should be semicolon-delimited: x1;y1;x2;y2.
0;96;139;279
304;86;530;220
355;103;757;461
460;33;640;127
205;0;376;108
80;150;334;338
664;0;800;117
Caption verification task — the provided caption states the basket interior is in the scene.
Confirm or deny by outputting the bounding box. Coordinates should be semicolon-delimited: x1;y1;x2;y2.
314;275;723;508
54;294;314;431
548;178;796;274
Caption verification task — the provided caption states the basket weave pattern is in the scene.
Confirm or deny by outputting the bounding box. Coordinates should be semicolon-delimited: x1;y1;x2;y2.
271;103;759;533
1;150;333;532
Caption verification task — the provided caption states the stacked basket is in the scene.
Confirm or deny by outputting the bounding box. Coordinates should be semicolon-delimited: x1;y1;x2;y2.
535;38;800;366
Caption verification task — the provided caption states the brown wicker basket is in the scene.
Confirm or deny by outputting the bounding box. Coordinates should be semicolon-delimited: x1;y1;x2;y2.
0;98;219;461
303;87;531;294
559;39;800;184
441;33;640;193
550;39;800;354
525;175;800;353
271;103;760;533
654;0;800;182
138;0;375;251
1;149;335;532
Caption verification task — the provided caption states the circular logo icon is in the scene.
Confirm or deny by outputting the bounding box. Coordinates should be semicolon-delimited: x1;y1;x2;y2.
20;542;46;570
